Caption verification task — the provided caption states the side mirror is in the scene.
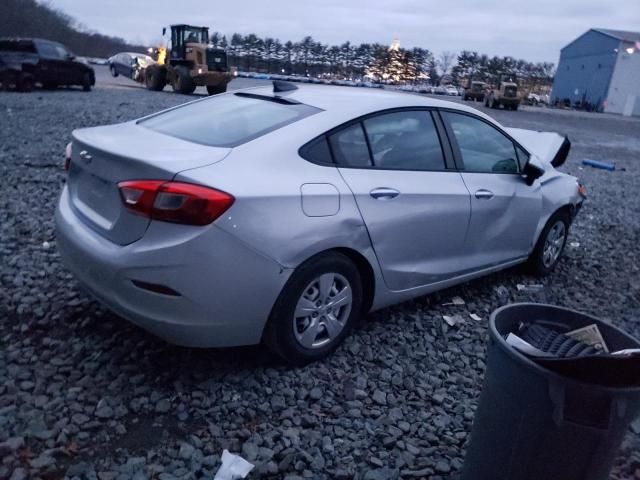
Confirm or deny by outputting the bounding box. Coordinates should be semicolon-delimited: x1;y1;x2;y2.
523;157;545;186
67;53;75;60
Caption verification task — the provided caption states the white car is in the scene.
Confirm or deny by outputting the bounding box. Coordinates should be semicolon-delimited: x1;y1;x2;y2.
56;82;584;363
445;85;459;96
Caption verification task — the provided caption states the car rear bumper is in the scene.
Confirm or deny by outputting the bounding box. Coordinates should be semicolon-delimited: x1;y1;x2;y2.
55;185;291;348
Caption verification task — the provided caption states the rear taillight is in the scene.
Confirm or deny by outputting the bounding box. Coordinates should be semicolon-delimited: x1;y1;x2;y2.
64;142;72;171
117;180;234;226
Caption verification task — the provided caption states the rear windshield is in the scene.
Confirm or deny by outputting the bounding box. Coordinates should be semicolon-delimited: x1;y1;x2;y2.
139;93;320;147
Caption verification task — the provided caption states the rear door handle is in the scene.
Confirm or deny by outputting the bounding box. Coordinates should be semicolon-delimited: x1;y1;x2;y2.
475;189;494;200
370;187;400;200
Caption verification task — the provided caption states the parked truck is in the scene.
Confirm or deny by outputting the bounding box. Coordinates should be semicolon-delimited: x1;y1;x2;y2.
484;78;520;110
463;80;487;102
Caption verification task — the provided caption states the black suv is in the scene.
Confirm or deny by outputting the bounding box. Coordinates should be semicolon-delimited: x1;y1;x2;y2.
0;38;95;92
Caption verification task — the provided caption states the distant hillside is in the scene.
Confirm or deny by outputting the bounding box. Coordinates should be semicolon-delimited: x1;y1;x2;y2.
0;0;146;58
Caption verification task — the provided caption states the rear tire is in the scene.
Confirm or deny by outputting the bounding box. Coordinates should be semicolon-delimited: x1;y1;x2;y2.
110;65;118;77
145;65;166;91
206;84;227;95
172;66;196;94
264;252;363;365
513;104;519;111
528;210;570;276
17;74;34;92
42;82;57;90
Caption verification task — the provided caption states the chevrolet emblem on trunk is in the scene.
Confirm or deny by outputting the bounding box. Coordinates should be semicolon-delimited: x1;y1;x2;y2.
79;150;93;164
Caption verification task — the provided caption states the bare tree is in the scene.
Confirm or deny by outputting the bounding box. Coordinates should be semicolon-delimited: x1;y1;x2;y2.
437;51;456;75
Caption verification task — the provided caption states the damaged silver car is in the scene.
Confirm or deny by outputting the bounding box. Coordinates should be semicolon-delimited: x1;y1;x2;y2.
55;81;585;363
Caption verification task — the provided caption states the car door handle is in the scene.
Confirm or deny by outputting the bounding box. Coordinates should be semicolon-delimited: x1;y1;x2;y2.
475;189;494;200
370;188;400;200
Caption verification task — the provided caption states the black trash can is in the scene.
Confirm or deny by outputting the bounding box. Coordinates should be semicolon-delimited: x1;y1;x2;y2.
462;303;640;480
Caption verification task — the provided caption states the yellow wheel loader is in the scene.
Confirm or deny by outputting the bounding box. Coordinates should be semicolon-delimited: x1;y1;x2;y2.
145;24;232;95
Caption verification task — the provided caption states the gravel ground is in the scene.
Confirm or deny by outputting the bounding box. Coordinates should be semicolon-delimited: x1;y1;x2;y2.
1;72;640;480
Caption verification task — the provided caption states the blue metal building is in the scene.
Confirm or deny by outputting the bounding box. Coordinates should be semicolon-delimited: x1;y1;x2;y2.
551;28;640;115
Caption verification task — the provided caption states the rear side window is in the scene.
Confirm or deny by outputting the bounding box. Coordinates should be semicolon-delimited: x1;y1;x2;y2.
328;123;371;167
140;93;320;147
0;40;36;53
362;110;445;170
300;136;332;164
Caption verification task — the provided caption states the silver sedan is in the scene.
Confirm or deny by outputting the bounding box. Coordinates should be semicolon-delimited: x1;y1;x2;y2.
55;82;585;363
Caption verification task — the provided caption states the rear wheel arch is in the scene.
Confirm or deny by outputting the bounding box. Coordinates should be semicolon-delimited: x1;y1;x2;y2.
263;249;365;364
331;247;375;315
285;247;376;315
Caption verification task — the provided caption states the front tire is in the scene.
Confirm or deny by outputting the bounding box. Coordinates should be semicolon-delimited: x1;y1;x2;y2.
81;72;92;91
110;65;118;77
264;252;363;365
172;66;196;94
528;211;570;276
145;65;167;91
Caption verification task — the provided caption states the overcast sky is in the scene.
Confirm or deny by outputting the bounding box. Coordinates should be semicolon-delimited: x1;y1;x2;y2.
48;0;640;63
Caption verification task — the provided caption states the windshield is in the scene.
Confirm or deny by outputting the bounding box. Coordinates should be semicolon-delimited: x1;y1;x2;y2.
132;54;154;66
139;93;321;147
183;28;207;44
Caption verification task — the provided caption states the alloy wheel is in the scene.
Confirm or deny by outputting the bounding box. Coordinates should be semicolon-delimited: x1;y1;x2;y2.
293;273;352;349
542;221;566;268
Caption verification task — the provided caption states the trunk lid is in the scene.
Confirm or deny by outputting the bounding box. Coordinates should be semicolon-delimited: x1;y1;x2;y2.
68;121;231;245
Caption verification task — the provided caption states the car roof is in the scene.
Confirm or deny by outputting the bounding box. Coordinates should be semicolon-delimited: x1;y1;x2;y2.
0;38;60;45
240;83;498;126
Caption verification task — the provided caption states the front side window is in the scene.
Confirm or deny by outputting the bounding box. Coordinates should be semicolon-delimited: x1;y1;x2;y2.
54;45;70;59
36;42;60;59
363;110;445;170
443;112;519;174
515;145;530;171
140;93;320;147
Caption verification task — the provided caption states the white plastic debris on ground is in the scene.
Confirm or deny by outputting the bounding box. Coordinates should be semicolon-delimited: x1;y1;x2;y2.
451;296;465;305
214;450;254;480
443;314;464;327
469;313;482;321
516;284;544;292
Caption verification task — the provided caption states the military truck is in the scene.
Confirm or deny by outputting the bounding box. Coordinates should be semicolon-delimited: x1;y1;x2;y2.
145;24;232;95
462;80;487;102
484;78;520;110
